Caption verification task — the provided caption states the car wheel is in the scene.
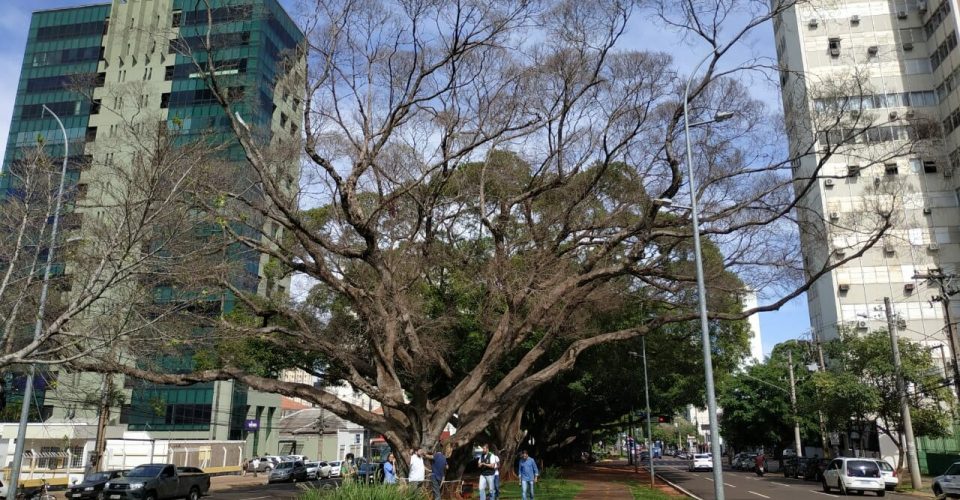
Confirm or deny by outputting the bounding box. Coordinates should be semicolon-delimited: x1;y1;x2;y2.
877;490;885;497
933;484;943;497
144;493;157;500
187;487;200;500
823;478;831;492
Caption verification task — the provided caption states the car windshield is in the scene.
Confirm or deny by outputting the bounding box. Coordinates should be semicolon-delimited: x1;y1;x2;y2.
127;465;165;478
307;462;319;467
84;472;113;482
695;454;711;459
846;460;880;477
277;462;294;470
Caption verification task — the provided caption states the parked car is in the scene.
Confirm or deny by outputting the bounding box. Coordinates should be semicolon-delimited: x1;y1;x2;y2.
284;455;309;462
932;461;960;498
821;457;885;496
782;457;799;478
259;456;282;471
103;463;210;500
689;453;713;472
306;461;332;480
358;461;384;484
874;460;898;491
735;454;757;471
804;458;829;481
269;460;309;483
67;470;126;499
328;461;343;478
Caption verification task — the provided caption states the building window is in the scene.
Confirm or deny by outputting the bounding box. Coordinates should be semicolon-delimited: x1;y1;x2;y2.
172;11;182;28
924;160;938;173
885;163;899;175
160;92;170;109
280;112;288;128
85;127;97;142
829;38;841;56
164;65;174;81
91;98;101;114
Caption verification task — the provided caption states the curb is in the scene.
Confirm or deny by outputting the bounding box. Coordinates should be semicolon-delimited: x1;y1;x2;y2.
655;473;703;500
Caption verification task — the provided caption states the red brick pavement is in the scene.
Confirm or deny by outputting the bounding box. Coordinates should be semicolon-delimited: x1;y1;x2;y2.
564;461;684;499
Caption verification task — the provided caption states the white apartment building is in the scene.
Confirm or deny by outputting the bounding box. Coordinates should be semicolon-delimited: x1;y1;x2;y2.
773;0;960;359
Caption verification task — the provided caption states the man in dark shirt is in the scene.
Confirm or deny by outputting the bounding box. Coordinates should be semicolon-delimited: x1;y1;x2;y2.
424;444;449;500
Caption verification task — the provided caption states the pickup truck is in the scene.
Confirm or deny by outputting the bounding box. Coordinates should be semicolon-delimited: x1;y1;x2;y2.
103;464;210;500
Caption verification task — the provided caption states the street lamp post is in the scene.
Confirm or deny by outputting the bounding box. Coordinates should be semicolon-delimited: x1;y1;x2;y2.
630;338;655;487
681;47;731;500
8;105;70;500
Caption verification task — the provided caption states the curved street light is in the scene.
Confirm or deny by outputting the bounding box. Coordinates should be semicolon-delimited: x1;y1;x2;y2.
682;47;729;500
8;105;70;500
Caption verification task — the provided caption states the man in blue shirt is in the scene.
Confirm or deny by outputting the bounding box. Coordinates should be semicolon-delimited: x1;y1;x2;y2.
424;445;449;500
517;450;540;500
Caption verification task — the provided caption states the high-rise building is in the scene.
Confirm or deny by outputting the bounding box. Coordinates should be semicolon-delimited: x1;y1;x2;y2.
773;0;958;353
773;0;960;461
0;0;303;459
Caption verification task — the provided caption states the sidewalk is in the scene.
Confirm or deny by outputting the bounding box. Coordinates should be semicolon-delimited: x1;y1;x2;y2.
564;461;684;499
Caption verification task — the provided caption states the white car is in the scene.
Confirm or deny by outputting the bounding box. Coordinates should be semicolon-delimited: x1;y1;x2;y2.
689;453;713;471
328;461;343;477
932;461;960;498
875;460;898;491
306;461;332;479
258;456;282;471
822;457;885;496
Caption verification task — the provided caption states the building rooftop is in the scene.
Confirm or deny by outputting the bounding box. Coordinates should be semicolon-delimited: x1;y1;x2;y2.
34;2;110;14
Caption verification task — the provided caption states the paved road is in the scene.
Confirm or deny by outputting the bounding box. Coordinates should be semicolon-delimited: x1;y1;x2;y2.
202;477;337;500
656;458;921;500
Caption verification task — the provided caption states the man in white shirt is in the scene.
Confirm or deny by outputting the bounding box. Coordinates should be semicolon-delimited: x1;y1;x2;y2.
409;447;426;487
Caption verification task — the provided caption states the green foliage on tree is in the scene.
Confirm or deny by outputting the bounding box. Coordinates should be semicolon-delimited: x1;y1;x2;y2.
816;330;953;463
717;343;820;453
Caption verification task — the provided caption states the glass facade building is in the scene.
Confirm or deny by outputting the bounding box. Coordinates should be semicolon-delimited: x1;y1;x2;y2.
1;0;303;453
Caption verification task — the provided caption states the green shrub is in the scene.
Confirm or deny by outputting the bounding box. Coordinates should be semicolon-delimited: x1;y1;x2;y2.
299;482;428;500
541;465;563;481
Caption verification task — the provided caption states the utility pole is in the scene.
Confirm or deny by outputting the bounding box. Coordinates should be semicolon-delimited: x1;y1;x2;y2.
788;351;803;458
92;374;113;471
914;268;960;401
810;329;831;458
884;297;923;489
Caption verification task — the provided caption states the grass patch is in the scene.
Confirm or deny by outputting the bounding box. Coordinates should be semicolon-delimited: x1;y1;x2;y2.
497;478;584;499
299;482;429;499
628;481;679;500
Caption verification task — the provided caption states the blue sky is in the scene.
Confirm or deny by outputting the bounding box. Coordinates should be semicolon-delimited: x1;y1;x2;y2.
0;0;812;358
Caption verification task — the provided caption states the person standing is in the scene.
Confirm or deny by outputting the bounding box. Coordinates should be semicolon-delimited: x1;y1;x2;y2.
250;456;261;477
517;450;540;500
383;452;398;484
409;447;426;489
341;453;358;483
478;444;499;500
423;445;449;500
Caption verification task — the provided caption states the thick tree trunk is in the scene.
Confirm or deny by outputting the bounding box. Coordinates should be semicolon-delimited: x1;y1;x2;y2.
490;403;526;480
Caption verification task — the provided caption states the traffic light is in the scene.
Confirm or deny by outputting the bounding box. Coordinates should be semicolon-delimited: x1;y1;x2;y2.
657;415;672;423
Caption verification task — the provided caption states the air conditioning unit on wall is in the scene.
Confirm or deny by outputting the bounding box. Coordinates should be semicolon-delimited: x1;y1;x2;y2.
856;320;869;329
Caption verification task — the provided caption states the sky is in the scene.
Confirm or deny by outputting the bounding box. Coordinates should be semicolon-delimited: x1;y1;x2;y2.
0;0;812;358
